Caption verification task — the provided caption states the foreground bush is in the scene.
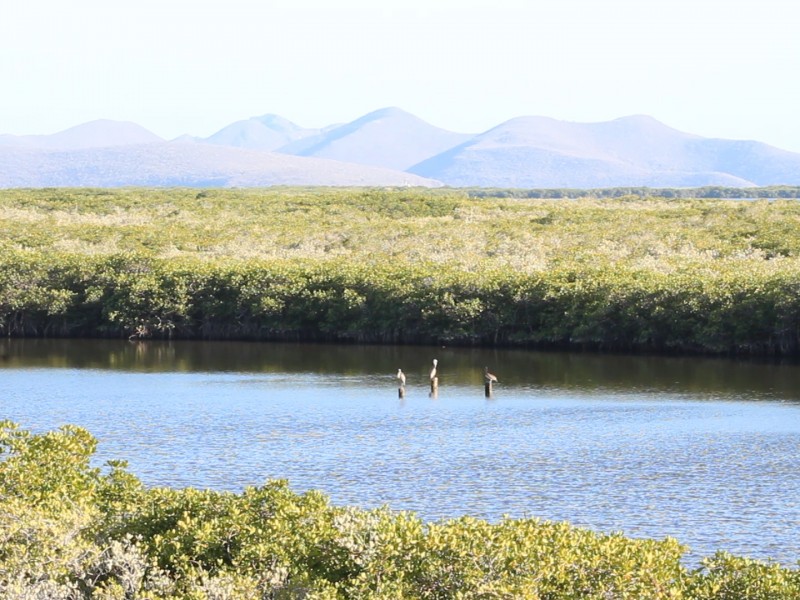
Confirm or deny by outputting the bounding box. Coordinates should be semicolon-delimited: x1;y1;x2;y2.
1;423;799;599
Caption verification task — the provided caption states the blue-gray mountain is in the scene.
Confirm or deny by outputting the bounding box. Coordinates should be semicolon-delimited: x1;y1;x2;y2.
0;119;162;150
406;115;800;187
203;114;328;152
0;142;438;188
1;109;799;188
276;107;472;171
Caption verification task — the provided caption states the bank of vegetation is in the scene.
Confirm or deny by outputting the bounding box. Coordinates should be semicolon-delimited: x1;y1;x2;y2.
2;187;800;355
466;185;800;199
2;422;798;599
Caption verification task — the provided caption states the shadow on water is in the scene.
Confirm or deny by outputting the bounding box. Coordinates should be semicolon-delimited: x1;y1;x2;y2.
2;337;799;402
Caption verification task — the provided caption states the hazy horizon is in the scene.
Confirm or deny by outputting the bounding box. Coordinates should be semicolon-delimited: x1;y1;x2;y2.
3;1;799;151
4;109;799;157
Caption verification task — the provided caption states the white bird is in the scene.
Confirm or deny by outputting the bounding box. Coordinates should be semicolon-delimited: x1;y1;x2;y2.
396;368;406;386
430;358;438;380
484;366;498;383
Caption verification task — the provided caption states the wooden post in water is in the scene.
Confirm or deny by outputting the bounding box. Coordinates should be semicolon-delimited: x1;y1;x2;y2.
431;358;439;398
396;368;406;399
429;358;439;398
484;366;498;398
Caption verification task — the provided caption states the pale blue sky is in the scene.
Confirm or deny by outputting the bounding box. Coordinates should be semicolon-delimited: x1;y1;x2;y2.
3;0;799;151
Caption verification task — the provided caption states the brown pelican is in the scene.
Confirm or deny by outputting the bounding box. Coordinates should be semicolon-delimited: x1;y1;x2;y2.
396;368;406;386
484;366;498;383
430;358;438;380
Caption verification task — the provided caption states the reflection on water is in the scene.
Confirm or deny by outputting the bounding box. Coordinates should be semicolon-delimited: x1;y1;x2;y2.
3;337;800;399
1;338;799;566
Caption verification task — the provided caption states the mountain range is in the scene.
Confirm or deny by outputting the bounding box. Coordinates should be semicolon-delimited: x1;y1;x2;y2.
2;107;799;188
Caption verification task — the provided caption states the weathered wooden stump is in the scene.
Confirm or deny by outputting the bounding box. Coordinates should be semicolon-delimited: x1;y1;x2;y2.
396;368;406;398
484;367;498;397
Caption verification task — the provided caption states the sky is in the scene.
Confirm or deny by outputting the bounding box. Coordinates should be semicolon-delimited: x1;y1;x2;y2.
3;0;800;151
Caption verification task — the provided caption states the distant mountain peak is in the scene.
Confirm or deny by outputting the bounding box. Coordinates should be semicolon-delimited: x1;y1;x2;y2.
0;119;163;150
277;106;472;171
409;113;800;188
3;108;800;188
340;107;422;130
204;115;319;152
597;114;696;137
55;119;158;134
359;106;411;119
610;113;661;124
252;114;303;132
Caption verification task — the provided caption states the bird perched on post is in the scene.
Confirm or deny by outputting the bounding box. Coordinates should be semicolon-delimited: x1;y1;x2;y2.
484;366;498;383
430;359;438;380
396;368;406;386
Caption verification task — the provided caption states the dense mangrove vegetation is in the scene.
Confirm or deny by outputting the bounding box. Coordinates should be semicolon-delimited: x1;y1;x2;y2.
2;422;799;599
466;185;800;199
2;187;800;354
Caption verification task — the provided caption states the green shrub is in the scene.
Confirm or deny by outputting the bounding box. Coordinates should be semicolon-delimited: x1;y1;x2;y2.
2;189;800;354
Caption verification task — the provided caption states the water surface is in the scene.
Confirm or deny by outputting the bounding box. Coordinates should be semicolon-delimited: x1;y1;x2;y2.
1;339;799;565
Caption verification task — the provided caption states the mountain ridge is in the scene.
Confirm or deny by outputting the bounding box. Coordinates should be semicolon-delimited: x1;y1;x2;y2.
275;107;473;171
0;142;441;188
0;119;164;150
1;109;799;188
204;114;323;152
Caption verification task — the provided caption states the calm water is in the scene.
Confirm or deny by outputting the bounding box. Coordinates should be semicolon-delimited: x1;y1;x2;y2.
1;338;799;566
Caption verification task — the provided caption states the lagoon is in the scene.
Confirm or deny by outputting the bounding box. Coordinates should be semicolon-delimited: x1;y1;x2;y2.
1;339;799;565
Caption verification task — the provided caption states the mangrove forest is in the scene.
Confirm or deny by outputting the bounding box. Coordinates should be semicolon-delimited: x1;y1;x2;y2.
1;187;800;355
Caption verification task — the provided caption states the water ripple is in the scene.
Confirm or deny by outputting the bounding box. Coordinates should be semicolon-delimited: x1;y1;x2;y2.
2;359;800;566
